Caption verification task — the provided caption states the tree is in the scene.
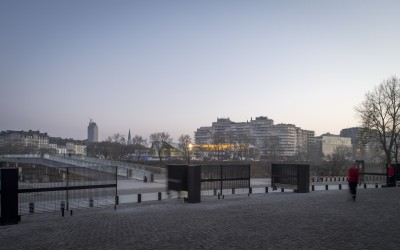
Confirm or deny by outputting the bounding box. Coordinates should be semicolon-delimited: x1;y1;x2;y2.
178;134;192;164
149;132;172;162
356;76;400;164
131;135;148;160
236;134;252;161
323;146;353;176
107;133;126;144
261;135;279;161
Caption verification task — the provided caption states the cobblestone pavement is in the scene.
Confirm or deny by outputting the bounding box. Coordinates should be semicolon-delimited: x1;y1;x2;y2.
1;188;400;250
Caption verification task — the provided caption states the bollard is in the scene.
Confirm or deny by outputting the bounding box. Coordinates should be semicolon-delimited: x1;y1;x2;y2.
339;184;342;190
375;183;378;188
29;202;34;214
115;196;119;205
61;201;65;217
311;185;314;191
232;188;235;194
265;187;269;193
325;185;328;190
158;192;162;201
214;189;217;196
249;187;252;194
89;198;94;207
281;188;284;192
364;183;367;189
138;193;142;203
218;193;220;199
70;210;73;216
222;195;225;199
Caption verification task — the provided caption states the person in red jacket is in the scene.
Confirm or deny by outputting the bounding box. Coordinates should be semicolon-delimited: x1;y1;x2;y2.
388;164;395;186
348;161;360;202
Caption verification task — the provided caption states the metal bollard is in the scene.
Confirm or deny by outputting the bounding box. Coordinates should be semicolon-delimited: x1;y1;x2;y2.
339;184;342;190
89;198;94;207
29;202;34;214
115;196;119;205
249;187;252;194
61;201;65;217
138;193;142;203
364;183;367;189
265;187;269;193
325;185;329;190
311;185;314;191
375;183;378;188
232;188;235;194
158;192;162;201
281;188;284;192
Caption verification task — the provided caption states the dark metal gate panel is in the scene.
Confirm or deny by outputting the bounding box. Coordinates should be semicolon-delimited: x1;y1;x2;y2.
167;164;188;191
0;168;19;225
200;165;250;195
167;165;201;203
361;162;387;184
271;164;309;193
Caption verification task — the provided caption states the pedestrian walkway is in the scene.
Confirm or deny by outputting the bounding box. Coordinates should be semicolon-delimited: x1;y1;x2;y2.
1;188;400;249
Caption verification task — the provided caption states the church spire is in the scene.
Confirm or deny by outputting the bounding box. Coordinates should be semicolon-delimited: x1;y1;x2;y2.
127;129;132;145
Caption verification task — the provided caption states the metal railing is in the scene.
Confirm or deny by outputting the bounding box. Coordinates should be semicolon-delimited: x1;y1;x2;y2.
1;154;153;181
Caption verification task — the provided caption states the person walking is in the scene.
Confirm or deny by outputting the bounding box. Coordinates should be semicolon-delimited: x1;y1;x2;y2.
348;161;360;202
388;164;395;187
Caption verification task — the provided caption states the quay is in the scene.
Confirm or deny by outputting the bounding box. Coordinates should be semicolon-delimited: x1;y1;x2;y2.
1;187;400;249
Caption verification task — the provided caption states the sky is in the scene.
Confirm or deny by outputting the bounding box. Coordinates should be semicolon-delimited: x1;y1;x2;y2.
1;0;400;142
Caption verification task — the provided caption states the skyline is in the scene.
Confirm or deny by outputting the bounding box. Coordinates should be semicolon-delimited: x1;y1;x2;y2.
1;1;400;141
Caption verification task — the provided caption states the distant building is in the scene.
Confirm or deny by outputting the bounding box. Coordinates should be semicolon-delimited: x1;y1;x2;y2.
0;130;49;150
87;120;98;143
340;127;365;158
0;130;86;155
49;137;86;156
194;116;315;159
317;133;352;157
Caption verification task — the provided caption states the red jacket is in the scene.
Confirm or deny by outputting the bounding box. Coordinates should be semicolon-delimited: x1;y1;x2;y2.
348;167;359;183
388;166;395;177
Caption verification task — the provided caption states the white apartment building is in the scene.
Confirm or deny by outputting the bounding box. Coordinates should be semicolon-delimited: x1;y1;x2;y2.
319;134;352;157
194;116;314;159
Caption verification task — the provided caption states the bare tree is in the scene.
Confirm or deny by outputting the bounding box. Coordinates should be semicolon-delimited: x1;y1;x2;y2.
178;134;192;164
107;133;126;144
355;76;400;164
131;135;148;160
212;132;225;161
132;135;147;147
323;146;353;176
149;132;172;162
237;134;251;161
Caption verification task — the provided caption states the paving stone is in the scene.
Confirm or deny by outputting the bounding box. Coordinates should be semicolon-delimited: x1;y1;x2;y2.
1;188;400;249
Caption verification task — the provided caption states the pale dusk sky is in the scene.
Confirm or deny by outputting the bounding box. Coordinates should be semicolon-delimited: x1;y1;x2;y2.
1;0;399;141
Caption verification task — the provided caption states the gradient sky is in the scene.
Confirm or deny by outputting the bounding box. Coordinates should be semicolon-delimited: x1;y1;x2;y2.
1;0;400;142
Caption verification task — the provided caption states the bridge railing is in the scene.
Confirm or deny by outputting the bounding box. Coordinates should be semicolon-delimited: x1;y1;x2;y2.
1;154;153;181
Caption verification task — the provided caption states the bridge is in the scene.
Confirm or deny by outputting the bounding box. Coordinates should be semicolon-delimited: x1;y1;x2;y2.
0;154;156;181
